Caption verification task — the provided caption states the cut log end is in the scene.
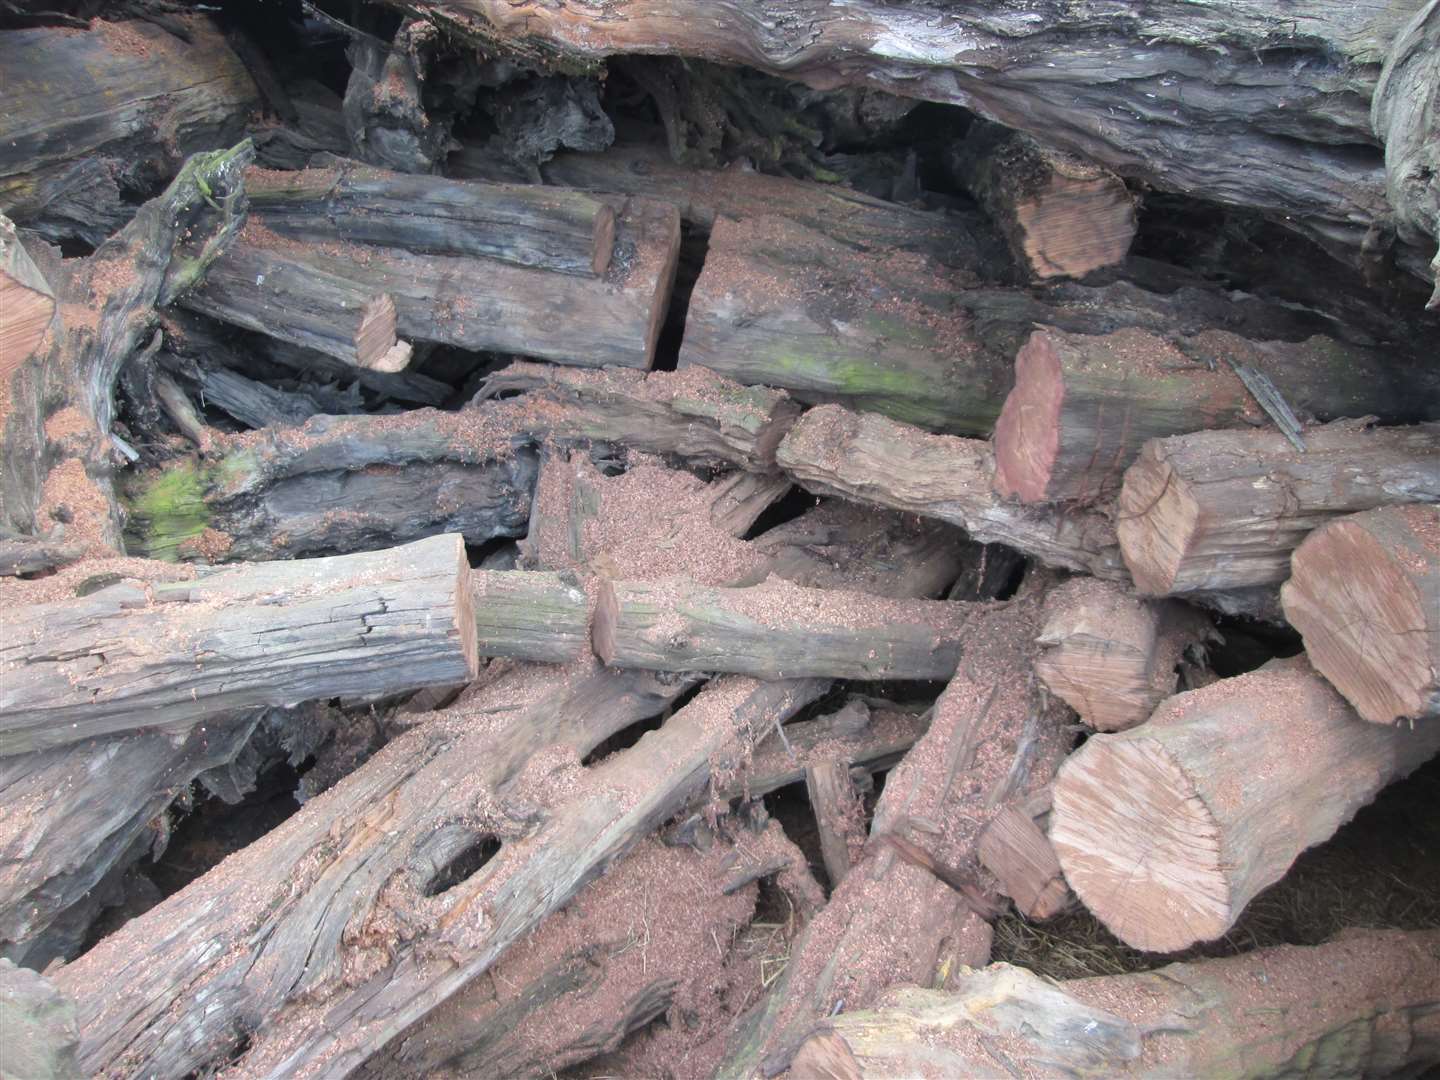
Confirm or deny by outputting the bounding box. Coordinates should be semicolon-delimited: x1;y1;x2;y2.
592;202;617;276
992;330;1063;503
1116;448;1200;595
1020;173;1136;280
0;275;54;380
592;577;620;665
453;538;480;680
355;293;400;369
1051;736;1227;953
1282;505;1440;724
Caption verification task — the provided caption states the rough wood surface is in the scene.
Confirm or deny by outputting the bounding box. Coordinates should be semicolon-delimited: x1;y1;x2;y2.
0;214;55;380
247;161;615;276
975;805;1070;919
777;403;1127;579
594;575;970;681
1036;578;1212;732
422;0;1431;281
950;122;1135;280
993;326;1440;504
806;760;859;888
1117;420;1440;595
1051;660;1440;953
0;534;477;756
1282;504;1440;724
471;568;591;664
0;18;259;247
792;930;1440;1078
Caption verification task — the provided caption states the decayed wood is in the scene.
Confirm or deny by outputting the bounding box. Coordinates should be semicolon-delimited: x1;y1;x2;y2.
0;18;259;247
792;930;1440;1078
1117;420;1440;595
423;0;1429;281
1050;660;1440;953
807;761;860;888
1282;504;1440;724
0;959;80;1079
993;326;1440;504
1036;578;1211;732
777;403;1127;579
949;122;1136;280
975;805;1070;920
480;360;801;472
247;162;616;276
121;407;538;561
0;142;253;551
178;241;410;371
719;595;1072;1078
471;568;591;664
342;18;449;174
0;534;477;756
0;215;54;380
593;575;970;681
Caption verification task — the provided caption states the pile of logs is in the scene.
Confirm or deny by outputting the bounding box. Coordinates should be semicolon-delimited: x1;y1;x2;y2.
1;3;1439;1078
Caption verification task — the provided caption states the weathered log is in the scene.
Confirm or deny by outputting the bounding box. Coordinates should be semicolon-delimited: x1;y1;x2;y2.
0;215;55;379
594;575;970;681
121;407;538;561
0;534;477;756
949;122;1136;280
807;761;860;889
471;569;591;664
777;403;1127;579
203;193;679;369
1036;578;1212;732
480;359;801;472
792;930;1440;1078
1117;420;1440;595
1050;660;1440;953
1282;504;1440;724
0;534;81;578
247;162;616;276
719;594;1072;1078
341;19;456;175
993;326;1440;504
0;143;254;551
178;240;410;372
0;959;80;1079
422;0;1430;282
975;803;1070;920
0;18;259;247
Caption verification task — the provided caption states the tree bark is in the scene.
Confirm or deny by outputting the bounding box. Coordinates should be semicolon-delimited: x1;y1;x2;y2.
949;122;1136;280
121;407;538;561
247;161;616;276
1117;420;1440;595
0;534;477;756
419;0;1430;283
1035;578;1212;732
993;326;1440;504
471;569;591;664
593;575;971;681
1050;660;1440;953
0;17;259;248
777;403;1127;579
1282;504;1440;724
792;930;1440;1078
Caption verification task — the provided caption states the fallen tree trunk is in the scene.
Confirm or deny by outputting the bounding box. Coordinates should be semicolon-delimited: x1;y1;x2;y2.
247;161;616;276
0;534;477;756
792;929;1440;1078
471;569;591;664
1117;420;1440;595
948;122;1136;280
993;326;1440;503
1282;504;1440;724
1035;578;1212;732
423;0;1428;283
777;403;1127;579
121;407;538;561
0;17;259;247
1050;660;1440;953
594;575;970;681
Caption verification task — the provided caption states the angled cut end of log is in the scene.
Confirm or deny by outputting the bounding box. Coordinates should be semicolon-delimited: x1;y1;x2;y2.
0;214;55;380
592;576;621;666
1282;504;1440;724
975;805;1070;919
1050;661;1440;952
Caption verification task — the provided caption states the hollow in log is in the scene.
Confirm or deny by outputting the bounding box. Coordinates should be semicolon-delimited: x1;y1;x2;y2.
1282;504;1440;724
1050;660;1440;953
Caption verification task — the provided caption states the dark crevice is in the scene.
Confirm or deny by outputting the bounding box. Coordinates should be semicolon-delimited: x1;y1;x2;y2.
743;485;822;541
649;220;710;372
1205;615;1304;678
582;681;707;766
426;834;502;897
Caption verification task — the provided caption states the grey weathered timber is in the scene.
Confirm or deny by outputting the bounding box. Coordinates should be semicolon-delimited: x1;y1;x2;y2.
177;242;409;371
419;0;1431;283
471;569;591;663
0;18;259;247
121;407;538;561
807;760;859;887
247;161;616;276
479;360;801;472
994;326;1440;504
0;959;81;1080
593;576;971;681
0;534;477;756
792;933;1440;1078
777;404;1127;579
1117;420;1440;594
